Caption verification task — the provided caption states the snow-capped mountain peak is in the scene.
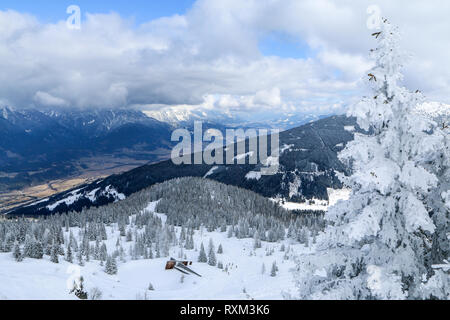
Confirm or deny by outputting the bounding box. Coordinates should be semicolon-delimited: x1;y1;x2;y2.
0;106;14;120
415;102;450;123
144;107;205;124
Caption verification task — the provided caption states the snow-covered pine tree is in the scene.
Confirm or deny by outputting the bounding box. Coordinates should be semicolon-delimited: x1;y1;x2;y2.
270;262;277;277
295;20;446;300
100;243;108;262
208;239;217;266
50;241;59;264
23;235;33;258
77;250;84;266
418;110;450;269
66;245;73;263
253;231;262;249
31;241;44;259
227;226;233;238
126;229;133;242
105;255;118;275
13;242;23;262
184;234;194;250
198;243;207;263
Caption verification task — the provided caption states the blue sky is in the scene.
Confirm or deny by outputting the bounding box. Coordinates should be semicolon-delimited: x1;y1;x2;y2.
259;31;312;59
0;0;195;24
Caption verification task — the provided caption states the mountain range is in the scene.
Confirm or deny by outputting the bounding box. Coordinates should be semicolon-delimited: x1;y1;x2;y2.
4;101;448;216
0;107;174;191
6;115;360;216
144;106;328;130
0;106;329;192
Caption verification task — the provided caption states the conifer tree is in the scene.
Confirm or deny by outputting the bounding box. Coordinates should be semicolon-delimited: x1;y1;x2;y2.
198;243;207;263
50;241;59;264
270;262;277;277
295;20;446;300
13;242;23;262
77;250;84;266
208;247;217;267
66;245;73;263
33;241;44;259
105;255;118;275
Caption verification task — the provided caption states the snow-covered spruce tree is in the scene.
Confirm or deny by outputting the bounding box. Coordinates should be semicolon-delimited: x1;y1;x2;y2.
30;241;44;260
419;110;450;269
295;20;447;300
66;245;73;263
270;262;278;277
105;255;118;275
198;243;208;263
13;242;23;262
77;250;84;266
208;239;217;267
50;241;59;264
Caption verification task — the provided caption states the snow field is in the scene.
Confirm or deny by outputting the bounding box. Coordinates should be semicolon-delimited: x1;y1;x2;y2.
0;201;311;300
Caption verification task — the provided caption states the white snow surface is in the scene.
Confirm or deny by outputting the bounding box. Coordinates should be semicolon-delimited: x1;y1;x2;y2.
46;186;125;211
0;201;309;300
344;126;356;132
203;166;219;178
104;185;126;201
273;188;351;211
25;198;50;207
47;189;85;211
233;151;254;161
245;171;262;181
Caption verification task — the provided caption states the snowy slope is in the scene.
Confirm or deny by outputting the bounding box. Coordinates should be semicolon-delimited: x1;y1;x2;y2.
272;188;351;212
0;201;308;300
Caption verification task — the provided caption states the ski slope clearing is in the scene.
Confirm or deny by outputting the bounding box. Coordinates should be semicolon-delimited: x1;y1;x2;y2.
0;202;309;300
272;188;351;212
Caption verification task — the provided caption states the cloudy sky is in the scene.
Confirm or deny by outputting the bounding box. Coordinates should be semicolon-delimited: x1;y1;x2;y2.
0;0;449;116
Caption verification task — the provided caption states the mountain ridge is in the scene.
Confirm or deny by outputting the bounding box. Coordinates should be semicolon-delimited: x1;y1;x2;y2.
5;115;360;216
0;107;174;191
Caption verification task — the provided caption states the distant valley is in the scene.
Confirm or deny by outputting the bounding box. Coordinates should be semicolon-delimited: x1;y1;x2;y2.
0;107;176;193
0;106;333;212
6;115;360;216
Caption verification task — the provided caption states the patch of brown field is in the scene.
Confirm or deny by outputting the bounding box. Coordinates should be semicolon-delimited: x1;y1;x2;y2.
0;177;102;213
0;152;172;214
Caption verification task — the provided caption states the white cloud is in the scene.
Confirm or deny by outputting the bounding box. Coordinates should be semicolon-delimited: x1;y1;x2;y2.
33;91;68;107
0;0;449;116
253;88;282;107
